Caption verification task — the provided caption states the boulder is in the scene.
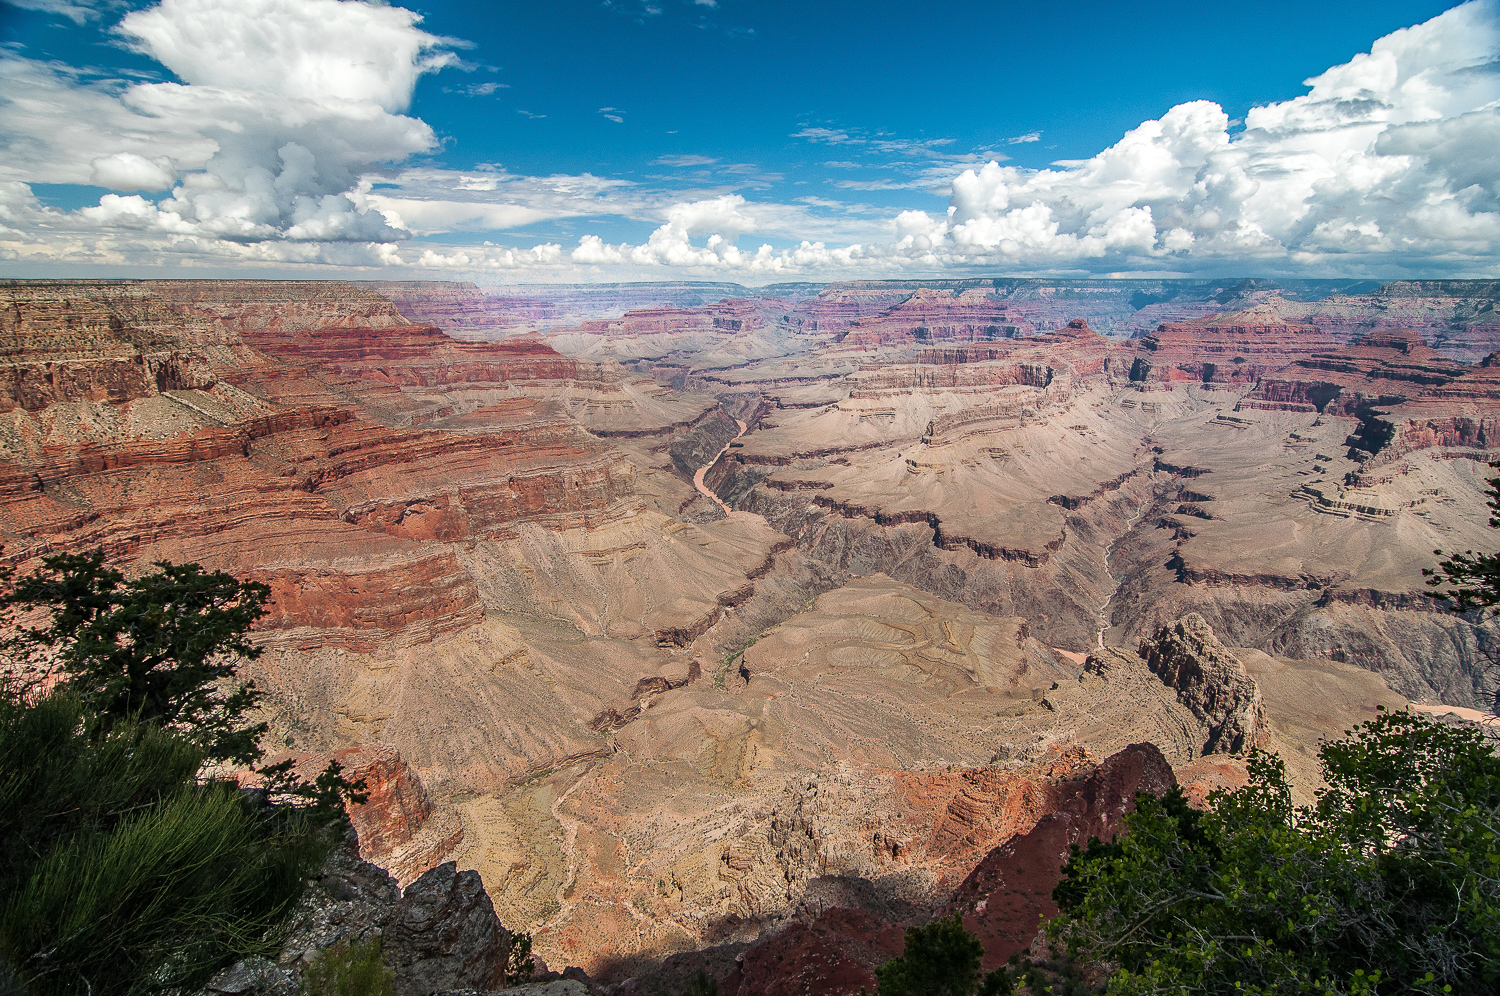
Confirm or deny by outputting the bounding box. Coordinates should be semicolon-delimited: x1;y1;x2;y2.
202;958;299;996
270;832;511;996
386;862;511;996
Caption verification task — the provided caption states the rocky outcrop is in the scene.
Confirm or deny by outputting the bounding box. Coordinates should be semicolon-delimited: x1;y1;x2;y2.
1283;281;1500;361
268;833;512;996
711;744;1177;995
848;321;1114;398
0;281;226;413
280;746;435;856
283;745;469;886
948;742;1176;969
385;862;511;995
565;298;782;343
1137;615;1268;754
344;745;436;855
1239;329;1479;416
668;406;745;477
832;288;1021;352
1130;313;1336;386
202;957;300;996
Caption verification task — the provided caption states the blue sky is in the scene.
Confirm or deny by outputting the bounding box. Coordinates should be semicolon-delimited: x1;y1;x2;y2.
1;0;1496;281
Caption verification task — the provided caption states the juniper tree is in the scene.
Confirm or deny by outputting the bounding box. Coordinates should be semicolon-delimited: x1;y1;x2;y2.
0;550;367;995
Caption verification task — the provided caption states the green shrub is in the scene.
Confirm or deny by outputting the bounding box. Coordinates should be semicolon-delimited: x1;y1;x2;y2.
872;915;1010;996
0;553;363;995
2;780;325;994
1048;709;1500;995
0;693;202;897
505;931;535;985
0;691;330;994
303;938;394;996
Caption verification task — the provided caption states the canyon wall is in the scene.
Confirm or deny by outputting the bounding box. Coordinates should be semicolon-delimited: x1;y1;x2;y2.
3;276;1497;989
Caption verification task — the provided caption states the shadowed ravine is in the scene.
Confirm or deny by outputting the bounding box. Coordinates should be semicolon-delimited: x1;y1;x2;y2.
694;418;748;513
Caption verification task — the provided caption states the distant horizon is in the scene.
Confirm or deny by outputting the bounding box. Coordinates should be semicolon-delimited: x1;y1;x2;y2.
0;274;1479;292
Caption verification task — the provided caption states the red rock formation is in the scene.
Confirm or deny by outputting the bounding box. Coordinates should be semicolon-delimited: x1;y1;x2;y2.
1;282;223;412
1289;281;1500;361
1427;350;1500;403
245;324;605;388
947;743;1176;969
851;320;1117;397
791;285;918;333
716;745;1176;995
257;552;484;651
0;280;639;651
329;746;436;853
887;748;1091;879
1130;313;1336;386
1240;328;1473;415
258;746;472;890
833;288;1020;352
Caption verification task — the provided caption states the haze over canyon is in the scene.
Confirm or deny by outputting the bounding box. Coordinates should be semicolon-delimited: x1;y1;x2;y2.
2;274;1498;990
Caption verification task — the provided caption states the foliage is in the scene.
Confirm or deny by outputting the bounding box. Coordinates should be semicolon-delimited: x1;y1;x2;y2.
0;692;202;897
0;549;366;810
0;694;328;996
0;552;368;995
872;915;1011;996
505;931;536;985
302;938;394;996
1;550;271;764
1046;708;1500;995
682;969;719;996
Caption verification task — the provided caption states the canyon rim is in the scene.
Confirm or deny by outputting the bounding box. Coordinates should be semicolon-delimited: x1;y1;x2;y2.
3;0;1499;991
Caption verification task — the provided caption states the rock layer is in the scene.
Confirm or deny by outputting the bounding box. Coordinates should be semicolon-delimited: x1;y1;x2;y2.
1135;615;1268;754
5;276;1497;989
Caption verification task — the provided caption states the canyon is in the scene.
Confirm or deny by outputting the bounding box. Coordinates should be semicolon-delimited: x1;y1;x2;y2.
2;275;1498;991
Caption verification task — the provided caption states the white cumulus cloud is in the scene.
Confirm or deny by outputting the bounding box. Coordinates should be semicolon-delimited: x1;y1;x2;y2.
0;0;457;247
910;0;1500;274
568;194;869;274
3;0;1497;280
117;0;458;112
90;152;177;191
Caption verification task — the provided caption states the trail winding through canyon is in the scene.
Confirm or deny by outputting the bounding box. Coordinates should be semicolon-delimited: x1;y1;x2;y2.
693;418;748;512
541;765;593;934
